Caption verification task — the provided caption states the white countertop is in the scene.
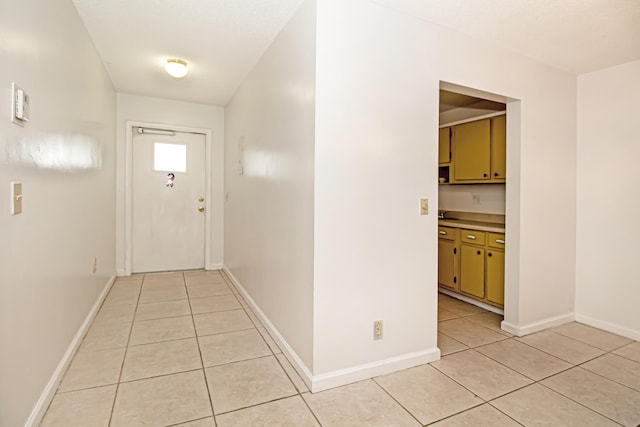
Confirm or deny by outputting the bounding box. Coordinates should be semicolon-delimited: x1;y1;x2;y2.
438;219;505;233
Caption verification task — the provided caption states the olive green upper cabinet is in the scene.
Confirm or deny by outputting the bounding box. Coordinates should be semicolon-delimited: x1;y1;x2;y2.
452;119;491;181
491;115;506;180
439;127;451;165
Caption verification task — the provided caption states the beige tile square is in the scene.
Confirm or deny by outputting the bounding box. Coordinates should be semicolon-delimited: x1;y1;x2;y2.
542;367;640;426
516;330;605;364
582;353;640;392
103;286;140;307
466;312;512;336
438;332;469;356
205;356;296;414
438;318;508;347
111;279;143;291
429;404;521;427
493;383;619;427
376;364;482;424
185;274;227;286
93;304;136;325
216;396;320;427
276;353;309;393
193;309;253;336
439;298;486;316
190;295;241;314
615;341;640;363
431;349;532;400
187;283;233;298
121;338;202;382
303;380;419;427
139;283;187;303
199;329;271;367
438;308;458;321
552;322;633;351
174;417;215;426
81;322;131;351
144;272;184;283
476;339;572;380
58;348;125;392
111;370;212;426
258;327;282;354
135;299;192;321
129;315;195;345
41;385;116;427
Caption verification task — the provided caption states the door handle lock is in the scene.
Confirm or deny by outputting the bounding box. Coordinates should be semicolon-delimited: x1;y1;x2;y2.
198;197;204;202
198;206;205;212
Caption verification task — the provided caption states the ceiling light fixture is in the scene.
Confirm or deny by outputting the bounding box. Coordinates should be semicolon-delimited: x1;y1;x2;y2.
165;58;188;78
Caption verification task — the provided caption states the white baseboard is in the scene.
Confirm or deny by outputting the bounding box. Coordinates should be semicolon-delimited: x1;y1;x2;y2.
221;267;314;389
25;274;117;427
502;312;575;337
575;314;640;341
222;266;441;394
438;288;504;315
311;347;440;393
208;263;223;271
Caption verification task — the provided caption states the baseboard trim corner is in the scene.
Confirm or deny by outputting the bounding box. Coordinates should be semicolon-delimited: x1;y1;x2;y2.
502;312;575;336
24;274;117;427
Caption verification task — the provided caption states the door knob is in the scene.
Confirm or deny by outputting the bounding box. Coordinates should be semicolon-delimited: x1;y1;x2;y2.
198;206;205;212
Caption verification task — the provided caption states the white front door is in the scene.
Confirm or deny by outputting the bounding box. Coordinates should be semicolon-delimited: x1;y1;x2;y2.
132;128;206;273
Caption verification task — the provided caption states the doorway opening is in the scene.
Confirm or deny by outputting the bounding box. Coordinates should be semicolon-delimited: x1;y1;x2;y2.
436;82;520;352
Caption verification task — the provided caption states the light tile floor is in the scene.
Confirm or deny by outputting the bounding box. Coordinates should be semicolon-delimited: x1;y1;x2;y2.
41;272;640;426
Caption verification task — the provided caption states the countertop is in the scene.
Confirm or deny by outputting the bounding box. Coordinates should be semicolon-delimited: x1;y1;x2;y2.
438;218;505;233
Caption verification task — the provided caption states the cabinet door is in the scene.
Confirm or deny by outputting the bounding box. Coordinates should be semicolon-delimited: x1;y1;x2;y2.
460;244;485;298
486;249;505;306
438;238;457;290
439;127;451;164
453;119;491;181
491;115;506;180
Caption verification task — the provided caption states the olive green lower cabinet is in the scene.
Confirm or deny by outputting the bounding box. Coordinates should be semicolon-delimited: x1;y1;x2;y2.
438;226;505;309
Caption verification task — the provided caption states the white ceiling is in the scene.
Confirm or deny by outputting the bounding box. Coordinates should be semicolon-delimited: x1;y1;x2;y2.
71;0;640;106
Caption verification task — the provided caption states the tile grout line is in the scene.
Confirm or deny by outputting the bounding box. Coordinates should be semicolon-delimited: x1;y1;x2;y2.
183;271;219;426
107;273;146;427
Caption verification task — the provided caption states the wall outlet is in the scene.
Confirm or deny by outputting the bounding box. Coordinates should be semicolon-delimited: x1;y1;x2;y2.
92;257;98;274
373;320;383;340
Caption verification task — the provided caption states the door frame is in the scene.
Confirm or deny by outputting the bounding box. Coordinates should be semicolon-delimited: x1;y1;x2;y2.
124;120;213;275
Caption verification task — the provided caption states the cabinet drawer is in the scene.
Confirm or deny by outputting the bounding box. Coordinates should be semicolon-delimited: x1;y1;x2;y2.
460;229;485;245
438;226;457;241
487;233;505;249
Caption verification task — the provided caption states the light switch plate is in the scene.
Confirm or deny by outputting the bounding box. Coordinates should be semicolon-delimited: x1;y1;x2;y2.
420;198;429;215
11;83;29;127
11;181;22;215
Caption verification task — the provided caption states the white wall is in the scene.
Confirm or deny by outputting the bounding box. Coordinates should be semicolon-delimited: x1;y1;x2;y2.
0;0;116;425
223;0;316;370
313;0;440;381
575;60;640;340
115;94;225;273
439;184;506;214
313;0;578;382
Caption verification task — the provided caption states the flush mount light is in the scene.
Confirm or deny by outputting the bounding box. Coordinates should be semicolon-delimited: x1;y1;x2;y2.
165;58;188;78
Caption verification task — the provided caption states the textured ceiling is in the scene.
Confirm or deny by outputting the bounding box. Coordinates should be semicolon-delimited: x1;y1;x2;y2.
373;0;640;75
72;0;640;106
71;0;305;105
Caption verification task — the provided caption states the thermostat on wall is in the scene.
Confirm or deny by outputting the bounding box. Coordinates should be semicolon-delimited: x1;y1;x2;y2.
11;82;30;126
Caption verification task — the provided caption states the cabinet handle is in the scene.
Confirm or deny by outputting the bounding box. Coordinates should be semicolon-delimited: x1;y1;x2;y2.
494;172;499;177
466;235;477;240
495;239;505;244
439;231;446;235
477;250;481;255
488;252;492;257
483;173;488;177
